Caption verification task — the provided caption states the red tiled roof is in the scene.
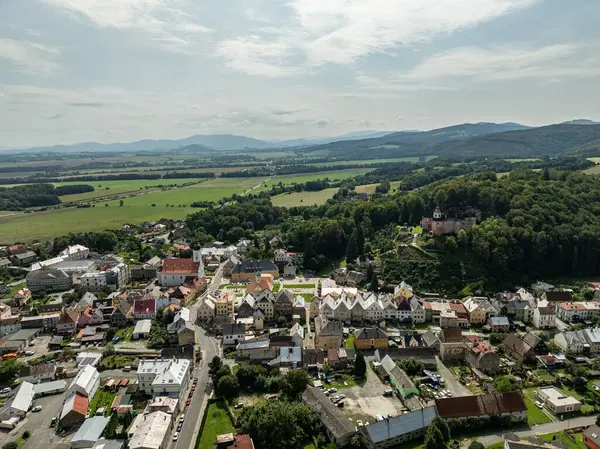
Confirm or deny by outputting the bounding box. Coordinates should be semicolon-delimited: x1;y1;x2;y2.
71;393;89;416
161;258;199;274
229;434;255;449
134;298;156;315
449;302;468;315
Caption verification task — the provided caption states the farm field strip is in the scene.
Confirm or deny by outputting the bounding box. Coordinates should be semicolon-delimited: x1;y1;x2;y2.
257;169;373;191
271;188;339;207
308;156;436;167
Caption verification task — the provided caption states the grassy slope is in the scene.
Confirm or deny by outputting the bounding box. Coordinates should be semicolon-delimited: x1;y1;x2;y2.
258;169;373;191
271;188;339;207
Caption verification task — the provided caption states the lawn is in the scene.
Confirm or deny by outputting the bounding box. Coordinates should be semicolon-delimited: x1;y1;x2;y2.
98;355;137;371
88;389;118;416
355;180;402;195
539;432;585;449
521;388;554;425
345;333;355;348
326;374;363;390
114;326;134;342
299;293;314;302
197;401;234;449
284;283;316;289
271;188;339;207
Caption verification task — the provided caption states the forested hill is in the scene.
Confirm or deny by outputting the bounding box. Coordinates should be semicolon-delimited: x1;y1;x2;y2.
295;123;600;159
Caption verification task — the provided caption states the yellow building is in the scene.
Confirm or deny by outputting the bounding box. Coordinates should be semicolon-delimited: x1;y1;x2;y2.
394;281;414;300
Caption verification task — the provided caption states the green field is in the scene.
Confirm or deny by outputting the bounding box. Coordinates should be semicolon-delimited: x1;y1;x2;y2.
259;169;372;191
308;156;436;168
57;178;212;202
504;158;541;162
0;205;193;243
583;165;600;175
271;188;338;207
521;388;553;425
355;180;401;194
0;177;271;242
197;401;234;449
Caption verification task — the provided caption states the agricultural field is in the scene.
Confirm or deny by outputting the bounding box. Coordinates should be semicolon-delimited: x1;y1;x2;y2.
259;169;373;191
56;178;212;202
587;157;600;163
271;188;339;207
355;181;401;194
0;176;269;242
308;156;436;167
583;165;600;175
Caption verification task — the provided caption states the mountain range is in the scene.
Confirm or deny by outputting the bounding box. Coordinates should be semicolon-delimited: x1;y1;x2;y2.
4;120;600;159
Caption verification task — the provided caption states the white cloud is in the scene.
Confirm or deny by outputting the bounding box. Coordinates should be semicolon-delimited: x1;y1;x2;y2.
0;39;60;75
217;0;538;76
40;0;211;52
400;43;600;82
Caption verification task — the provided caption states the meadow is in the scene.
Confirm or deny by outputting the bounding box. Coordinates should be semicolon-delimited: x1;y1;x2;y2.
309;156;437;167
271;188;339;207
258;168;373;191
0;177;269;242
355;181;401;194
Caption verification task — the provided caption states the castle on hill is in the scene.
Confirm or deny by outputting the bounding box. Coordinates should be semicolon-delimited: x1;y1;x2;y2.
421;206;481;236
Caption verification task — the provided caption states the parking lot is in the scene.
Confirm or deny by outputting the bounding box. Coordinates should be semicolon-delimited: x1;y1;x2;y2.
0;393;70;449
341;366;406;424
18;336;52;362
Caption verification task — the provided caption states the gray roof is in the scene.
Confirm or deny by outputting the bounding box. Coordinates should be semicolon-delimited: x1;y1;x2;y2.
133;319;152;335
490;316;510;325
26;268;69;280
71;416;110;444
0;382;34;414
364;406;436;443
302;387;355;440
355;327;387;340
223;323;245;335
93;440;125;449
14;251;36;260
236;338;269;350
8;328;40;341
33;380;67;395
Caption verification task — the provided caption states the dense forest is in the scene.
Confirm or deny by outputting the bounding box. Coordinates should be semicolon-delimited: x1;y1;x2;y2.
54;184;94;196
0;184;60;210
186;168;600;292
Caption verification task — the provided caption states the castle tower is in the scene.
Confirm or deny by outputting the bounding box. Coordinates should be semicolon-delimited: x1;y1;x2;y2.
433;207;443;220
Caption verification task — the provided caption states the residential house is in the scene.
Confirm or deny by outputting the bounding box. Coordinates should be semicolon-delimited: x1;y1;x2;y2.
395;298;412;322
422;329;440;352
555;302;600;323
346;271;366;287
583;425;600;449
554;331;587;355
283;262;296;278
158;257;204;287
12;288;31;307
26;268;72;292
503;334;536;360
439;328;464;362
355;327;388;350
110;303;130;327
314;316;343;351
533;305;556;329
506;299;532;324
222;323;245;346
536;386;581;414
19;363;56;384
542;291;573;303
465;336;500;374
197;297;216;322
222;256;241;277
290;323;304;347
302;348;326;371
78;306;103;328
489;316;510;332
463;297;488;325
237;294;256;318
235;339;275;361
7;244;26;255
274;289;294;319
57;310;79;335
274;248;290;263
236;239;251;256
19;314;59;332
582;327;600;353
137;358;191;402
435;391;527;422
230;260;279;282
394;281;414;300
292;296;307;316
60;245;89;260
0;382;34;421
133;298;157;320
301;387;356;447
410;298;426;323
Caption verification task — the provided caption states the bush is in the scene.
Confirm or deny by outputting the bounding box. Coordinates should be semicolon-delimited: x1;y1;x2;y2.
3;442;17;449
22;431;30;439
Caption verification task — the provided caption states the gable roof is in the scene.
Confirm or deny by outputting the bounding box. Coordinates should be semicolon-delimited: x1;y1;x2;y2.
441;327;462;342
233;260;278;274
365;406;436;444
522;331;542;348
355;327;388;340
134;298;156;315
435;391;526;419
161;258;199;274
302;387;355;440
544;291;573;302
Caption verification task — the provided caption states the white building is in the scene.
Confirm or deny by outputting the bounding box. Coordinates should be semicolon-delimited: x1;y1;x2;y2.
128;411;172;449
533;305;556;329
555;302;600;323
133;319;152;339
0;382;34;420
60;245;90;260
536;386;581;414
67;365;100;399
137;359;190;402
80;272;107;291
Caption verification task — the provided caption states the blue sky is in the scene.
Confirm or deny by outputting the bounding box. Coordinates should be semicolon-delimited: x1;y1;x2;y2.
1;0;599;147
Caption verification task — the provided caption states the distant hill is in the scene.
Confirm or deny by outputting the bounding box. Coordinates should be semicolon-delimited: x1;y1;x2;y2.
432;124;600;158
271;130;395;147
10;134;280;153
296;122;530;158
561;119;600;125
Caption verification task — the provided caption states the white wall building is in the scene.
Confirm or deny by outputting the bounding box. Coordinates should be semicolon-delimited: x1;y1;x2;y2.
127;411;172;449
137;359;190;402
67;365;100;399
60;245;90;260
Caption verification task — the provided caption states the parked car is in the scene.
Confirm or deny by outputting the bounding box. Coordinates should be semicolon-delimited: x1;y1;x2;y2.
328;388;337;393
173;432;179;441
177;423;183;431
383;389;394;397
32;405;42;412
0;387;11;394
179;414;185;422
186;399;191;406
535;401;543;409
50;417;57;427
234;403;245;409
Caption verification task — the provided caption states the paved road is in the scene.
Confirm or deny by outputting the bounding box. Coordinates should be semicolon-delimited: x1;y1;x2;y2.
435;357;473;397
477;415;597;447
173;316;220;449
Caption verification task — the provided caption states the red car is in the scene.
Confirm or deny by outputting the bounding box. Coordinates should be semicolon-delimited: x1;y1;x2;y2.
191;386;196;392
186;399;191;406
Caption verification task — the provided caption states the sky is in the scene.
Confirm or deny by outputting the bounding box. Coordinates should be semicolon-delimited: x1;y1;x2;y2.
1;0;599;148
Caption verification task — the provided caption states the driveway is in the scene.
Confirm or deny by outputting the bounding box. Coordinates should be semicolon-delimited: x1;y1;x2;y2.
436;357;473;397
0;393;70;449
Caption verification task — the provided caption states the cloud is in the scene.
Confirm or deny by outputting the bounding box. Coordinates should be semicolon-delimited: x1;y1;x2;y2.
40;0;211;52
68;102;105;108
46;113;62;120
400;43;600;82
217;0;538;76
0;39;60;75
